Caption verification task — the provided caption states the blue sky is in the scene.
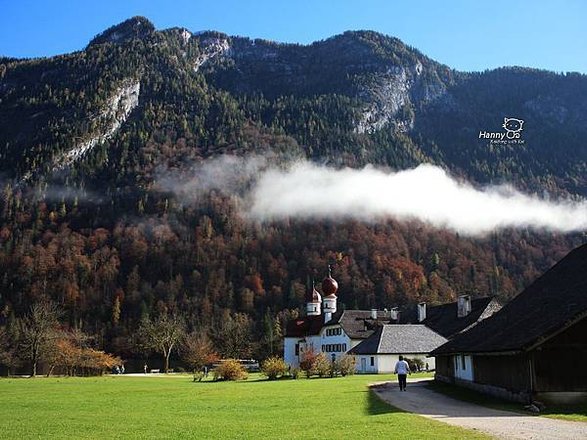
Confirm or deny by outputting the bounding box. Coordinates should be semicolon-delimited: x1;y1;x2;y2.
1;0;586;73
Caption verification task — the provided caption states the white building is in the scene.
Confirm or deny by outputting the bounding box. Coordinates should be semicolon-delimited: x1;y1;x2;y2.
348;324;447;373
284;269;393;369
283;267;500;373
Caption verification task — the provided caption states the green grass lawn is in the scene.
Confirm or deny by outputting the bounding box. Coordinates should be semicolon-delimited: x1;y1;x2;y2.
428;381;587;423
0;373;490;439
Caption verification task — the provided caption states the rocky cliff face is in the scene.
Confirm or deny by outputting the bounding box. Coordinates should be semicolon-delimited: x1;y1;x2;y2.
1;18;586;196
56;80;140;168
192;30;455;134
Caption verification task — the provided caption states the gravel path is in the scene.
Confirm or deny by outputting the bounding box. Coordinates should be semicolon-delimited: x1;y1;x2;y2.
373;379;587;440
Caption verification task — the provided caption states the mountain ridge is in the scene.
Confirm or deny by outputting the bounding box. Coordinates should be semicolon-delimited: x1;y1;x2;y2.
0;18;585;361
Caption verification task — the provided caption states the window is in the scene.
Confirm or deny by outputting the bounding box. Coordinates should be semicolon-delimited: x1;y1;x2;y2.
295;344;299;356
321;345;325;352
461;355;466;370
370;357;375;367
343;344;347;351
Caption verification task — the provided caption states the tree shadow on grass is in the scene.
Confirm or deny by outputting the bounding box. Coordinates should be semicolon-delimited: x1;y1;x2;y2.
366;388;403;416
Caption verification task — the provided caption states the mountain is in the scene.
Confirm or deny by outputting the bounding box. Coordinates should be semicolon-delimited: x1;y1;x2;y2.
2;17;586;193
0;17;584;361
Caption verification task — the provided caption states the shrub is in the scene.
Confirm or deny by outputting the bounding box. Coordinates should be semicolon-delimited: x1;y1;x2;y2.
314;352;331;378
290;367;300;379
300;350;318;378
336;355;356;376
405;357;424;372
213;359;248;381
261;356;287;380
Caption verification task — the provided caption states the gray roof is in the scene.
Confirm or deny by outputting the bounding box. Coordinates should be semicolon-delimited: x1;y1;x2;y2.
401;297;500;338
433;244;587;355
349;324;447;355
324;309;393;339
285;309;392;338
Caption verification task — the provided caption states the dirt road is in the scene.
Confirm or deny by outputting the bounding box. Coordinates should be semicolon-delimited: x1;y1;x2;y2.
373;380;587;440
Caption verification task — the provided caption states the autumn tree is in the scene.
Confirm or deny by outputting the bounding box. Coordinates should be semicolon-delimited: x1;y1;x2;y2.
19;300;61;377
181;332;219;380
212;312;254;359
260;309;282;359
138;314;185;373
0;324;21;375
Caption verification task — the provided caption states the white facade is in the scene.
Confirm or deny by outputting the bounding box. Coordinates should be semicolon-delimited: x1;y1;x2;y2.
453;354;474;381
283;337;301;367
355;354;436;374
284;326;357;368
319;325;351;362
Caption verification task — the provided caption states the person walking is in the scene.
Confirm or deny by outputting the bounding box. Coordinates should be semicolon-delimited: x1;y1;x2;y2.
394;355;410;391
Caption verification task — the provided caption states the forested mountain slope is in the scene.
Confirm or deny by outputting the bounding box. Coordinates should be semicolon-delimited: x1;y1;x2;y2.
0;17;584;361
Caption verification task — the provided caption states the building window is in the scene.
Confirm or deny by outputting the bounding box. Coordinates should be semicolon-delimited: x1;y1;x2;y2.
295;344;299;356
370;357;375;367
461;355;466;370
321;345;325;352
343;344;347;351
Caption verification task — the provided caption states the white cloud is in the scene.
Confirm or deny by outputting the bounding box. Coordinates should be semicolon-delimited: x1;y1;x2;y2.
246;161;587;235
158;156;587;236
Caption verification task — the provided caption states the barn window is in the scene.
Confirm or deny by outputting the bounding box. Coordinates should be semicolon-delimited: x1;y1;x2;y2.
370;357;375;366
461;355;466;370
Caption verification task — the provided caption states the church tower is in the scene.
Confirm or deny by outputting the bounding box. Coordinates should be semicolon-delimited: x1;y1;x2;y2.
305;281;322;316
322;265;338;323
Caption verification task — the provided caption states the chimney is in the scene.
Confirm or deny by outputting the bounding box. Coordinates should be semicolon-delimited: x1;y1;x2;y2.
457;295;472;318
370;309;377;320
417;302;426;322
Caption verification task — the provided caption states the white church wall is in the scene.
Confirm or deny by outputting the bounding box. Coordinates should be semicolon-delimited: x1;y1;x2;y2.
319;325;351;361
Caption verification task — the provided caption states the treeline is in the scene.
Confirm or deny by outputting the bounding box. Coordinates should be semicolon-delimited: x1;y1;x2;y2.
1;19;585;370
0;186;581;367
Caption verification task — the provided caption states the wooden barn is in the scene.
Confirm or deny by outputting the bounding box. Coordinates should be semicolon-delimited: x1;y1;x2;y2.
432;244;587;404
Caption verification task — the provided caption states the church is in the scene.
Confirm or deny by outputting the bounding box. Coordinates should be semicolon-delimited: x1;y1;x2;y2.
283;267;494;373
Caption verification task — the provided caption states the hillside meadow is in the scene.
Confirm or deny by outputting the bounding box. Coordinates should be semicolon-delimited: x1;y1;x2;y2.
0;373;489;439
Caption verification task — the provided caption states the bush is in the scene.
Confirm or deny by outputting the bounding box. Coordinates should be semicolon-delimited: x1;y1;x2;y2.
314;352;331;378
336;355;356;376
290;367;300;379
213;359;248;381
261;356;287;380
300;350;318;378
405;357;424;372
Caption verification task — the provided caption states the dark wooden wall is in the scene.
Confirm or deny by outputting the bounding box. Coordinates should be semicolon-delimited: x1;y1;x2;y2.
435;355;453;378
473;354;532;392
534;317;587;392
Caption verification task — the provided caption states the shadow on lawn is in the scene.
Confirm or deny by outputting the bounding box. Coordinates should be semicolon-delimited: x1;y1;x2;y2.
366;388;403;416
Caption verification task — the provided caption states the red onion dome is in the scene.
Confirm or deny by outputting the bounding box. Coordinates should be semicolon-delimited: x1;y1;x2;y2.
322;266;338;296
